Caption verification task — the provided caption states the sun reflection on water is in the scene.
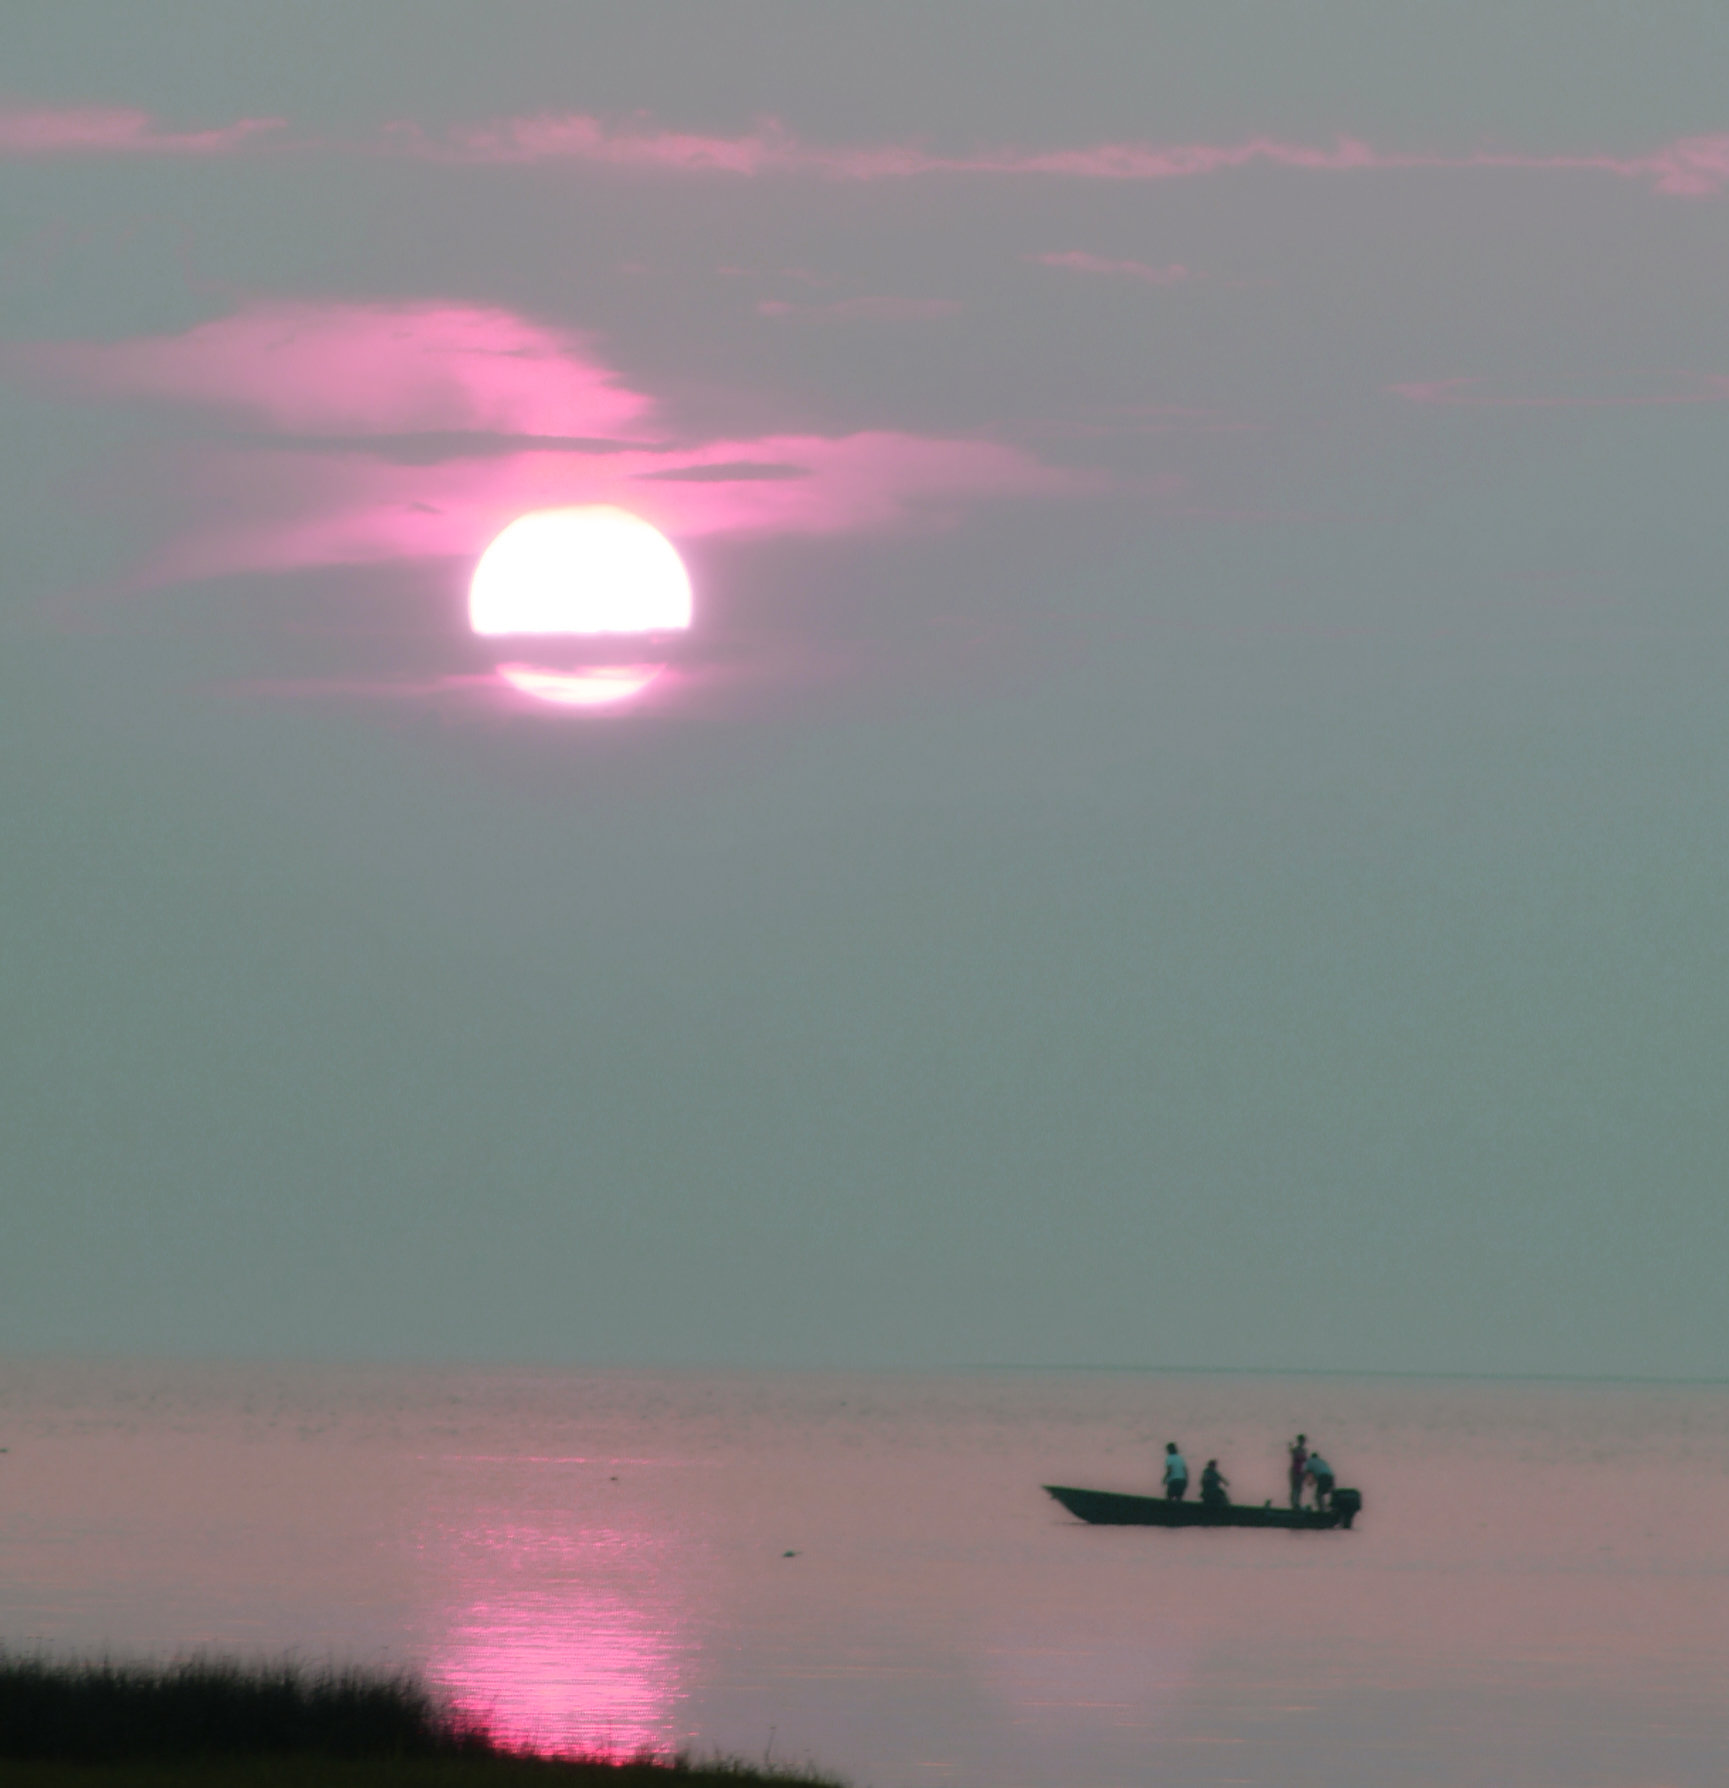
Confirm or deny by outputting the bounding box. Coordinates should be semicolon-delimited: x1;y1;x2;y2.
418;1466;691;1758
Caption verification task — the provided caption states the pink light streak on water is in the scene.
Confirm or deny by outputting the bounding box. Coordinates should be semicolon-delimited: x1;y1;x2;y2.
434;1568;681;1757
418;1465;694;1761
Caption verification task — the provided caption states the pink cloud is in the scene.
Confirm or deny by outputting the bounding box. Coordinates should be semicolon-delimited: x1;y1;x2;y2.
15;301;654;438
0;105;283;156
393;113;904;177
1633;135;1729;197
406;114;1380;180
11;299;1085;592
1390;374;1729;408
1036;253;1191;285
393;114;1729;198
7;101;1725;198
140;430;1082;589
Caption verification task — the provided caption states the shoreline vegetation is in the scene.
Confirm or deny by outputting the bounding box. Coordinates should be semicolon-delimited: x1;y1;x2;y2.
0;1658;845;1788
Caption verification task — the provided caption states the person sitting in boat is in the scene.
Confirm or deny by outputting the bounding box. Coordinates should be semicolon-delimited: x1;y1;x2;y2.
1305;1450;1335;1509
1199;1459;1230;1508
1162;1442;1189;1501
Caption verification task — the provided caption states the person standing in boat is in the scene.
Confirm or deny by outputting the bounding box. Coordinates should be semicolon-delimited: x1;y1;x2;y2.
1305;1449;1335;1510
1199;1459;1230;1508
1288;1434;1308;1509
1162;1442;1189;1501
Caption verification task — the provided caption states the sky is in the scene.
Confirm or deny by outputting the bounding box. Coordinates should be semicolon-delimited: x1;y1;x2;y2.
3;1;1727;1377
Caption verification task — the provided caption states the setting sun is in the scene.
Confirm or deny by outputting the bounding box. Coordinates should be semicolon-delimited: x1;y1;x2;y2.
469;505;690;709
468;506;692;636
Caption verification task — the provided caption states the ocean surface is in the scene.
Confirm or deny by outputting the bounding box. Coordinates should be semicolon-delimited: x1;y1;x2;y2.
0;1362;1724;1788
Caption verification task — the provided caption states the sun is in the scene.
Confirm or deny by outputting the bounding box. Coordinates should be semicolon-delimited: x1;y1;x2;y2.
469;506;691;708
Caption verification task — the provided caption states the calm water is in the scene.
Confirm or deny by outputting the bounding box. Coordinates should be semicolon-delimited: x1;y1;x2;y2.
1;1362;1725;1787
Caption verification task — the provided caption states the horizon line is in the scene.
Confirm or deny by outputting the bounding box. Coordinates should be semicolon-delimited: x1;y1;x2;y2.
2;1349;1725;1389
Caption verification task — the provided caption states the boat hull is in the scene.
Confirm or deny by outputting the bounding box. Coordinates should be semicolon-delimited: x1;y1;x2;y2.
1044;1484;1359;1529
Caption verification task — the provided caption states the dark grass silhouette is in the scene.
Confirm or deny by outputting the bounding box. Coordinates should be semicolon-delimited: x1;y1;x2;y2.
0;1657;490;1762
0;1657;843;1786
0;1765;846;1788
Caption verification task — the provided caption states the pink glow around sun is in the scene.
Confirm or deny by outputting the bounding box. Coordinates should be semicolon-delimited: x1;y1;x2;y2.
471;506;690;710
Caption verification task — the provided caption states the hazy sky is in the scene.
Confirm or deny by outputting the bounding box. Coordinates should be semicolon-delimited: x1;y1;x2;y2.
4;2;1728;1376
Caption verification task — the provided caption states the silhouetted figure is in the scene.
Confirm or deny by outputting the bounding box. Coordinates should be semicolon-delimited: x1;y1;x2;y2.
1200;1459;1230;1508
1305;1450;1335;1510
1288;1433;1308;1509
1162;1442;1189;1501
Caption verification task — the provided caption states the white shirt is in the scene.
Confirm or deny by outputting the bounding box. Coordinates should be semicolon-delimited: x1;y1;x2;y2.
1306;1453;1332;1477
1164;1451;1188;1482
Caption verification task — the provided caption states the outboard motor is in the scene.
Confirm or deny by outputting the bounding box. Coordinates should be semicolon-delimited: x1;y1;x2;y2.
1331;1487;1363;1529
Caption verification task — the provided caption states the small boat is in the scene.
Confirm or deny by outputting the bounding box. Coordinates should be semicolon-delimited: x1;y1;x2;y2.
1045;1484;1363;1530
